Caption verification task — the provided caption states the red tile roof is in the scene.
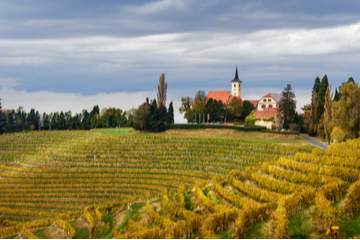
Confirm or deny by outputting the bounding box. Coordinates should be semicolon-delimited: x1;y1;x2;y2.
253;108;280;119
261;93;282;103
207;91;230;104
247;100;259;108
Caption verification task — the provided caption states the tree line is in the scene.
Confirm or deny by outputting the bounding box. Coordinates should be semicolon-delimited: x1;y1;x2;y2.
302;76;359;143
0;104;128;134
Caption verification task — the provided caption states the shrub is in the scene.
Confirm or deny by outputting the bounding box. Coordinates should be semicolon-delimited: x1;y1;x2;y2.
331;127;346;143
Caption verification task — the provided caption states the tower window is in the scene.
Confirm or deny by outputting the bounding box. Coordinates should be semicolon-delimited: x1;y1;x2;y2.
234;93;236;96
234;84;236;87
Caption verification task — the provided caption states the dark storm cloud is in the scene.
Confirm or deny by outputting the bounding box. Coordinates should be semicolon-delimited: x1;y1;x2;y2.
0;0;360;122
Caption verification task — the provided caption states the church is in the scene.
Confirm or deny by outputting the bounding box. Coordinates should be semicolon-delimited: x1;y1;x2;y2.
206;67;284;130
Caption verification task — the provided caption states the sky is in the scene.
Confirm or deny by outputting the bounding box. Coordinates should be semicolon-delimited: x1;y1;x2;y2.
1;0;360;123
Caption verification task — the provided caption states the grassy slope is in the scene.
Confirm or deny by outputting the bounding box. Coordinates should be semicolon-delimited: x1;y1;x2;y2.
91;127;315;148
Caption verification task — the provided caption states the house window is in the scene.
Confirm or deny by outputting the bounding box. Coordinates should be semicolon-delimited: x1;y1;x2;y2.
269;105;273;108
262;105;265;108
268;99;271;102
277;114;278;117
273;121;275;124
280;121;282;124
263;99;267;102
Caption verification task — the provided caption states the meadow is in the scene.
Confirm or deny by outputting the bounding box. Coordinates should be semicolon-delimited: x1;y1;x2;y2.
0;129;359;239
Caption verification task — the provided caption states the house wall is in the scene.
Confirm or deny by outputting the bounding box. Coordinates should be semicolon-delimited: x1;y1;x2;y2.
257;97;278;111
255;120;273;129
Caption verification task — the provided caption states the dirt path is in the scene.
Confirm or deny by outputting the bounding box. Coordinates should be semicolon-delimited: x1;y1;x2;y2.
300;134;328;149
44;222;71;239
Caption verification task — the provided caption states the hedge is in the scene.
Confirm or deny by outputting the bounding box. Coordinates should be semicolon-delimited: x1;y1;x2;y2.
169;124;266;132
260;129;299;135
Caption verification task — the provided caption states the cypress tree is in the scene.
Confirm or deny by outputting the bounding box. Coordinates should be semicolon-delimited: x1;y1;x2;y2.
311;77;321;105
316;75;328;120
167;101;174;124
333;88;340;101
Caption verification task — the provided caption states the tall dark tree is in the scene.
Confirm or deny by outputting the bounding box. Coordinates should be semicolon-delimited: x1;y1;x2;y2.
241;100;255;119
311;77;321;105
348;77;355;83
333;88;340;101
204;99;224;122
82;109;90;130
167;101;174;124
279;84;296;122
316;75;329;120
42;112;50;130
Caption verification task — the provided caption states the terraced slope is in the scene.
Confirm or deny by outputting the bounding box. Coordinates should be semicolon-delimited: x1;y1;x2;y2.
0;131;359;238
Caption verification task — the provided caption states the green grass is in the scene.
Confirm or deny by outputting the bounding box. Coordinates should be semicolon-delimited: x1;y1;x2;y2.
339;215;360;238
219;230;232;239
33;228;47;239
116;202;146;232
289;211;310;238
243;221;265;239
73;227;90;239
91;127;135;136
95;213;116;239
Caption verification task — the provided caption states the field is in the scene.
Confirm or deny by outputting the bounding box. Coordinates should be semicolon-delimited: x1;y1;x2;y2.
0;129;359;239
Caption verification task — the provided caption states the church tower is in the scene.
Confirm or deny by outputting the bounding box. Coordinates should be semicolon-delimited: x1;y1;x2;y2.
231;67;242;98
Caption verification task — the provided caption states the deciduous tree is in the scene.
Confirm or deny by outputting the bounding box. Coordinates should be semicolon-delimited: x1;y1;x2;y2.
157;73;167;107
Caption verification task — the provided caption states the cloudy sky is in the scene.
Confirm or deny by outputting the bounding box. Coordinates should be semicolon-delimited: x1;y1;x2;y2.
1;0;360;123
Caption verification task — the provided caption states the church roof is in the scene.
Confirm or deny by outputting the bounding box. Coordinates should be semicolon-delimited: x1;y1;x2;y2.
207;91;230;104
231;67;242;83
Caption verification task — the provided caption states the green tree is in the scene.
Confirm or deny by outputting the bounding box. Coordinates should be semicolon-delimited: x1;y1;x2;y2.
332;82;360;138
82;109;90;130
279;84;296;122
167;101;174;124
133;102;151;131
316;75;329;120
241;100;255;119
179;97;193;122
204;99;224;122
311;77;321;106
245;111;256;126
333;88;340;101
228;97;243;119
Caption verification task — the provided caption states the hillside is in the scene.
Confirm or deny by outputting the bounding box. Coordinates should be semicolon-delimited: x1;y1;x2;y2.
0;131;359;238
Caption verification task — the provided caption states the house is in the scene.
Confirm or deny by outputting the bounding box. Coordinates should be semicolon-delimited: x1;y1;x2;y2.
253;108;283;130
257;93;282;111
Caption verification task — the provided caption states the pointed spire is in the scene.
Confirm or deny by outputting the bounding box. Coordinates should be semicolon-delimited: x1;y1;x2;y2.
231;66;242;82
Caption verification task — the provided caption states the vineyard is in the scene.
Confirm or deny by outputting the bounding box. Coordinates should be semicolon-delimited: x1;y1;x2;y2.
0;130;359;238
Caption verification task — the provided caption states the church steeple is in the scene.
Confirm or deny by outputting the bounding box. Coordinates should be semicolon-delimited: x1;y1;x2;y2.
231;66;242;98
